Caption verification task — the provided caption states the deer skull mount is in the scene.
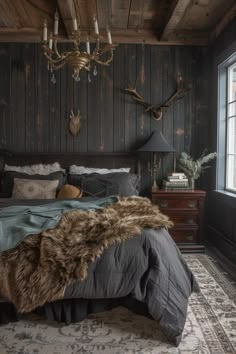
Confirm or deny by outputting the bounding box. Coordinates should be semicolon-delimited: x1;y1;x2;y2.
68;109;83;137
125;75;190;121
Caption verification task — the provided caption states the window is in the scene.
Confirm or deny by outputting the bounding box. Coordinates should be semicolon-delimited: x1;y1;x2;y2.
226;63;236;192
218;52;236;194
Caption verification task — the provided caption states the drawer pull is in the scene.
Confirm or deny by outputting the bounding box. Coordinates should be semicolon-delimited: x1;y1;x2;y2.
187;202;196;208
160;201;168;208
186;234;194;241
186;218;194;224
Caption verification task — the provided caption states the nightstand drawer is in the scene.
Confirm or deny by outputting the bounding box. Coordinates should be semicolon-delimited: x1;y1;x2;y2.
167;212;198;226
151;190;206;250
154;198;198;210
170;228;198;243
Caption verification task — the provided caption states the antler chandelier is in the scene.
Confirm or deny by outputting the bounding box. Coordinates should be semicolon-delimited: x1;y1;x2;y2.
42;5;117;83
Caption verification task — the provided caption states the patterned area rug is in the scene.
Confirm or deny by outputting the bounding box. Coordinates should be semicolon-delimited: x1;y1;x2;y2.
0;255;235;354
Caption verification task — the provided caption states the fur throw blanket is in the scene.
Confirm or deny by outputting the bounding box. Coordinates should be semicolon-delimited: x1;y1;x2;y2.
0;196;173;313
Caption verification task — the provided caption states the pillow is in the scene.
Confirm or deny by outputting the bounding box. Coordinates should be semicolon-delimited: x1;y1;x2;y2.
0;171;66;198
11;179;59;199
4;162;65;175
57;184;83;199
68;172;140;198
69;165;131;175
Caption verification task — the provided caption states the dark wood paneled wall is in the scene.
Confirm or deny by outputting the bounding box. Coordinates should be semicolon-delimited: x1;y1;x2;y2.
0;43;209;188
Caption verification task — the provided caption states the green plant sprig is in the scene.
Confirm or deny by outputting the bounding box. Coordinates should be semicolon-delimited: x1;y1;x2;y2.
178;150;217;180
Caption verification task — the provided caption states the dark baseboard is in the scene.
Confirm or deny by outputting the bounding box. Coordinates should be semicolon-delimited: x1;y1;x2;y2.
207;224;236;266
178;244;205;253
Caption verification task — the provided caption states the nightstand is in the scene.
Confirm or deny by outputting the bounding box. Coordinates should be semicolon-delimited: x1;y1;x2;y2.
152;189;206;253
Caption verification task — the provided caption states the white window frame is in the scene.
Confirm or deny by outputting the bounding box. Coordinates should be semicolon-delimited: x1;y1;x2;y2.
225;62;236;193
217;52;236;194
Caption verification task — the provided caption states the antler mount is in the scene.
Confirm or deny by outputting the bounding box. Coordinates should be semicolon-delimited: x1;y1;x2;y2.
125;75;190;121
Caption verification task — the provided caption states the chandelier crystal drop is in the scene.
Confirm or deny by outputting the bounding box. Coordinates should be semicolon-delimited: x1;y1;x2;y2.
42;7;117;83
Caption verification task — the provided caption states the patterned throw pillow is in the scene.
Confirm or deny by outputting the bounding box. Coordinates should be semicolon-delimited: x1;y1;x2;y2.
11;179;59;199
0;171;66;198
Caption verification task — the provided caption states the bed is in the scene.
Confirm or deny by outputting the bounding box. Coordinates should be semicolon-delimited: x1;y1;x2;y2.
0;153;199;346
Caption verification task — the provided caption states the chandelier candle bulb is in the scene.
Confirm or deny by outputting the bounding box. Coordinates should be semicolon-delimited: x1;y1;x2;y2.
86;39;90;54
49;34;53;49
73;18;78;31
54;11;59;35
107;26;112;44
43;20;47;41
94;16;99;34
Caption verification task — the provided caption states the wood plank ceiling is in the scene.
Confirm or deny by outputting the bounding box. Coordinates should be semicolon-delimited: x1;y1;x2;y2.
0;0;235;44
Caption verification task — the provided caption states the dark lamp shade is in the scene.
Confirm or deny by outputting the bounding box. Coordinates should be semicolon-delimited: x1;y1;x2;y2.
138;130;175;152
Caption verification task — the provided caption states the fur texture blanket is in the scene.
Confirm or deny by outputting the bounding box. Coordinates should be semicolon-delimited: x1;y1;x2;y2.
0;196;173;313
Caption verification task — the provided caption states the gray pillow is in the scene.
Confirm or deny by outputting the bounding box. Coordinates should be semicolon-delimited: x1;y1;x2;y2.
0;171;66;198
68;172;140;198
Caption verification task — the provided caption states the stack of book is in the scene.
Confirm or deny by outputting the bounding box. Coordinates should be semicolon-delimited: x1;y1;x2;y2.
162;172;189;190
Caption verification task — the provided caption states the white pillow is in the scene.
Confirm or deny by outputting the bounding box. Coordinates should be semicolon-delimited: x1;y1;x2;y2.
69;165;131;175
11;179;59;199
4;162;65;175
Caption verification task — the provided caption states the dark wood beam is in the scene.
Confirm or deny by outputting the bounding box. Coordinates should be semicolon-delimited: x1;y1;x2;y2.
210;2;236;42
167;29;210;44
57;0;76;37
161;0;191;41
0;27;208;45
108;28;208;45
0;28;41;42
77;0;97;29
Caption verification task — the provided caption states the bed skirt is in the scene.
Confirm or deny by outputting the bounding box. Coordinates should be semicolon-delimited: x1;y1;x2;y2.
0;297;149;325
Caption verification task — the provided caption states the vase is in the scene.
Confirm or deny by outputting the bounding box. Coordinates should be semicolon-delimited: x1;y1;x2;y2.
188;178;195;190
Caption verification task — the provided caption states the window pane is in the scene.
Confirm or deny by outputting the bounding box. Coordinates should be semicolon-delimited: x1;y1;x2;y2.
228;102;236;117
226;155;236;191
228;63;236;103
227;117;236;154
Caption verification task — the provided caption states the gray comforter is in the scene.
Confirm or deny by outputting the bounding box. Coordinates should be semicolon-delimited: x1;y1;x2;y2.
0;198;199;346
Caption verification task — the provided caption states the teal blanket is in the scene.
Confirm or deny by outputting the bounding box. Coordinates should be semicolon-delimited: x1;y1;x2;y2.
0;197;118;253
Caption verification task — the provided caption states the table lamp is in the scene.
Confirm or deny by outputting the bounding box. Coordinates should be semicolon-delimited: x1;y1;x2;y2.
138;130;175;190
